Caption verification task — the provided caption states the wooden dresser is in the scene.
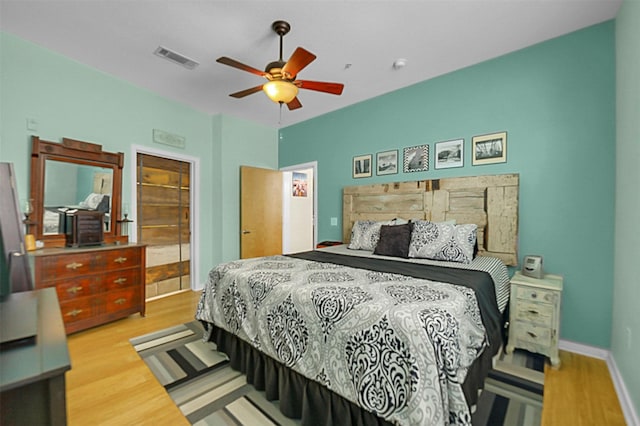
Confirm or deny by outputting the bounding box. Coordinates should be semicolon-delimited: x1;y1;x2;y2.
31;243;146;334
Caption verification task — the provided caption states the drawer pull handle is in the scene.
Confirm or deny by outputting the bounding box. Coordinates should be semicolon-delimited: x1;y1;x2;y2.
66;309;83;317
114;277;127;285
114;257;128;264
67;286;83;294
527;331;538;338
530;293;537;299
527;309;539;315
115;298;127;305
66;262;83;270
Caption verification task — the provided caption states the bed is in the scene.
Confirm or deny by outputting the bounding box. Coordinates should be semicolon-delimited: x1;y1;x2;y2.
196;174;519;426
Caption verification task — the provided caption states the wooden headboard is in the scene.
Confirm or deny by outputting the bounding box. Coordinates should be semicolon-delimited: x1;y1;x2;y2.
342;174;519;265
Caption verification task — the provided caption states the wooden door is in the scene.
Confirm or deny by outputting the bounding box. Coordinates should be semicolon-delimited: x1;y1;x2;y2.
240;166;282;258
137;154;191;298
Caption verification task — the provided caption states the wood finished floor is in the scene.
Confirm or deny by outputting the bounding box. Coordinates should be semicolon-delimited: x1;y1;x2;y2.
65;290;627;426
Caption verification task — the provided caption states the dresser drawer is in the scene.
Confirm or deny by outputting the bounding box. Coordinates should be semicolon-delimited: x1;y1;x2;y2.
59;298;96;324
104;268;140;291
51;277;101;301
514;300;554;326
511;321;551;347
105;248;141;269
106;289;139;313
514;285;557;304
37;252;104;281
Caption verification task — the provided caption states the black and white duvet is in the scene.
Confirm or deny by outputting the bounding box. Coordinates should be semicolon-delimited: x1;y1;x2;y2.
196;251;503;425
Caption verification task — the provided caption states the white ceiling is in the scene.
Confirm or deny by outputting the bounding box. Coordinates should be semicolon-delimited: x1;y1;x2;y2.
0;0;622;129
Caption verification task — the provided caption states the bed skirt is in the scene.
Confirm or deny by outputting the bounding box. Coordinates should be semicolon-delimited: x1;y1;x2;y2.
208;324;392;426
207;319;498;425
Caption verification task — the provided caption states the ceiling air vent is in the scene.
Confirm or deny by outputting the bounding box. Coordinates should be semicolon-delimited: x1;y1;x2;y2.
154;46;199;70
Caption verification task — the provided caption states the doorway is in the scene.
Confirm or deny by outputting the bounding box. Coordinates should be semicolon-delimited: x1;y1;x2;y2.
239;163;317;258
281;161;317;253
134;150;195;299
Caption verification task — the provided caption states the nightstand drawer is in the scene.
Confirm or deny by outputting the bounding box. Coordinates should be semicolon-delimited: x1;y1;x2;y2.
515;285;557;304
514;300;554;326
511;322;551;347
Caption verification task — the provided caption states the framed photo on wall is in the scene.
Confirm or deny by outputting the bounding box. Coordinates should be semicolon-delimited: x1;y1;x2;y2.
376;150;398;175
472;131;507;165
435;139;464;169
353;154;372;178
403;144;429;173
292;172;308;197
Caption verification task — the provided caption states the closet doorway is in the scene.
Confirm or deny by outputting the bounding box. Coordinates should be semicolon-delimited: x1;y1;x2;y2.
136;153;192;299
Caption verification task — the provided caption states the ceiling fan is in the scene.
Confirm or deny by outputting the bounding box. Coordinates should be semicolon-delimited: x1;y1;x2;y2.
216;20;344;110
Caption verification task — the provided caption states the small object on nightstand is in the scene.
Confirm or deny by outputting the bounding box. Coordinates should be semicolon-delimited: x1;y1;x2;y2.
522;255;544;279
506;270;563;368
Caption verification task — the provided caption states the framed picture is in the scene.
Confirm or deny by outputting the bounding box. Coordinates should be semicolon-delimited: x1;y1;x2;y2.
435;139;464;169
472;131;507;165
353;154;372;178
292;172;308;197
403;144;429;173
376;150;398;175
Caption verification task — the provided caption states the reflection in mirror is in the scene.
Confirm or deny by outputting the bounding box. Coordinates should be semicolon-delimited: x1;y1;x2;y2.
42;160;114;235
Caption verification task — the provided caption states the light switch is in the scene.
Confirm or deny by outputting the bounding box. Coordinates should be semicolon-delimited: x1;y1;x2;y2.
330;217;338;226
26;118;38;131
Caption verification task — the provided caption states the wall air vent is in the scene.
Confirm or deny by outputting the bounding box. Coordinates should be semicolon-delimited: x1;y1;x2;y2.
154;46;199;70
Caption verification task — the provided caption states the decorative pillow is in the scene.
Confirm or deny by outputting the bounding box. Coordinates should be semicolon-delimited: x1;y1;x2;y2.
408;220;477;263
348;220;384;250
373;223;413;258
79;193;105;210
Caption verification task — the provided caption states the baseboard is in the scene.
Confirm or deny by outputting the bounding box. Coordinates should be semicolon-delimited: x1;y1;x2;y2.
560;339;639;426
558;339;609;359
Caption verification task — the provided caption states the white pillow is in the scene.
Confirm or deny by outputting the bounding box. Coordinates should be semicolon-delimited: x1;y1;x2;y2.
408;220;477;263
79;193;104;209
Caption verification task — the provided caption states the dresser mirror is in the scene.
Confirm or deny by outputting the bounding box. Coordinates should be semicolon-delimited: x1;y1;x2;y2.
29;136;126;247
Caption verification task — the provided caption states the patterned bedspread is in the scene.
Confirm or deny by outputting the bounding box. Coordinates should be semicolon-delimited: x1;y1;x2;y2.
196;254;496;425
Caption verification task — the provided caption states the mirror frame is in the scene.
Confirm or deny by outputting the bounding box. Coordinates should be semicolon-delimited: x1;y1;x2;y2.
29;136;126;248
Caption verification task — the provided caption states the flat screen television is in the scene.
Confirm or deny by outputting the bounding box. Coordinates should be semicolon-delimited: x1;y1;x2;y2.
0;162;33;299
0;227;10;301
1;162;36;348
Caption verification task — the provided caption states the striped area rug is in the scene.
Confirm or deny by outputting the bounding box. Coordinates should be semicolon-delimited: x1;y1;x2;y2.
130;321;544;426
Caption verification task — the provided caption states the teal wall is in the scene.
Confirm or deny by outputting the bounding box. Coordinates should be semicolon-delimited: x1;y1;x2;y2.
0;32;276;286
280;22;616;349
613;0;640;416
220;115;279;261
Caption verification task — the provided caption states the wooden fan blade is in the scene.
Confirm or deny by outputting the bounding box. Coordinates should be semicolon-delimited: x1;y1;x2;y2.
217;57;267;77
286;97;302;110
229;85;264;98
281;48;316;79
297;80;344;95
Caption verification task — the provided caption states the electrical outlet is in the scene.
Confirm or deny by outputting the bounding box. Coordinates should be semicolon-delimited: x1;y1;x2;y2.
626;327;632;350
330;217;338;226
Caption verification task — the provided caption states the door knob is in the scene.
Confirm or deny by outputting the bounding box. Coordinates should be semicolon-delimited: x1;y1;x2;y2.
242;230;251;234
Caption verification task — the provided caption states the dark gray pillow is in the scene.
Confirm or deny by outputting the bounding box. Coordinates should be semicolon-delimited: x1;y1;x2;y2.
373;223;413;258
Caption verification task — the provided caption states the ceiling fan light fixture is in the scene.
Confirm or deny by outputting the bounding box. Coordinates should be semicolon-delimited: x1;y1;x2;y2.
263;80;298;103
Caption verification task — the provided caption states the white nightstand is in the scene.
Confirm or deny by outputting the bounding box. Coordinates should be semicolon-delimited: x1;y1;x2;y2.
506;271;563;368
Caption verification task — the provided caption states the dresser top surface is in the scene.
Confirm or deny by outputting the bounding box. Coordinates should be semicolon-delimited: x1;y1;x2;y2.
29;242;146;257
0;288;70;390
511;271;563;291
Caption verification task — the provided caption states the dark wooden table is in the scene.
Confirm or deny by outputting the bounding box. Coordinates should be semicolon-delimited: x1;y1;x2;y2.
1;288;71;425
